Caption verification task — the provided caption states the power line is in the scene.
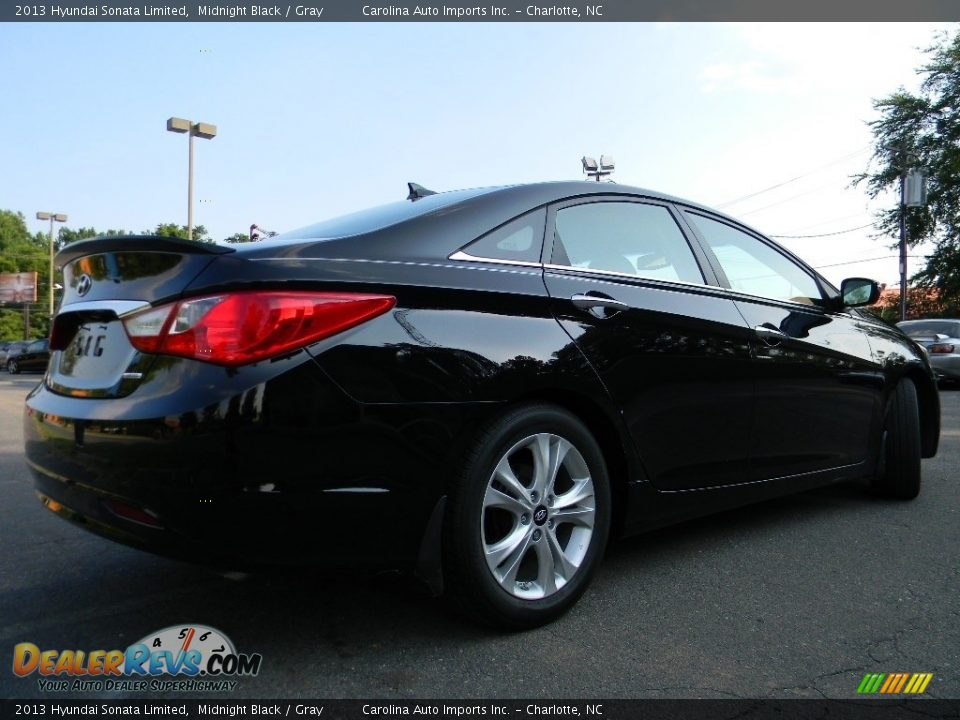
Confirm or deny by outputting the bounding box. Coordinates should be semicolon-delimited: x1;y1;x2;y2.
736;179;850;218
771;222;877;239
812;254;924;270
783;211;873;233
715;146;871;209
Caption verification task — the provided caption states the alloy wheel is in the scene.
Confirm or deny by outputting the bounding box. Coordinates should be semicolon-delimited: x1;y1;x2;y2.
481;433;596;600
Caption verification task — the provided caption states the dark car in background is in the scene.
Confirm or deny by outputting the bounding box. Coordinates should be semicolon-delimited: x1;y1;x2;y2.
898;319;960;383
23;181;940;628
0;340;29;366
6;339;48;374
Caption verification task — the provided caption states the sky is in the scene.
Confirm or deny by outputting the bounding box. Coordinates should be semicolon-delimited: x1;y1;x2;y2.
0;21;954;288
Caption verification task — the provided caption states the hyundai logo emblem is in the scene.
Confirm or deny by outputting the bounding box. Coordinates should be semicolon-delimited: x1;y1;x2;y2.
76;274;93;297
533;506;548;526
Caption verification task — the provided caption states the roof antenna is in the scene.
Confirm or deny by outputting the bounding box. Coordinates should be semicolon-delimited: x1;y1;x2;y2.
407;182;437;201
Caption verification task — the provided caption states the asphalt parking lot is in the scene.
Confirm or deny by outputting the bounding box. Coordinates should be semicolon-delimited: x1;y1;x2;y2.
0;375;957;700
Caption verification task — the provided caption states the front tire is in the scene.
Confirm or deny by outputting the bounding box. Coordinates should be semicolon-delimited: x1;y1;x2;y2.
873;378;922;500
443;404;611;629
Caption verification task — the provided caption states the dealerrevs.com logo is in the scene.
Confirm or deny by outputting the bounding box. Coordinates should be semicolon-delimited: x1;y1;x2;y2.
13;624;263;693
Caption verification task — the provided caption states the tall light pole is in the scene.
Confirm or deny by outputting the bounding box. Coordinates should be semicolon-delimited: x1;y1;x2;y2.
36;211;68;316
166;117;217;240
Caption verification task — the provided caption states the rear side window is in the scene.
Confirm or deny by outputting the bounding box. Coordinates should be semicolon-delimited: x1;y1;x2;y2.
460;209;546;264
551;201;704;284
687;212;823;305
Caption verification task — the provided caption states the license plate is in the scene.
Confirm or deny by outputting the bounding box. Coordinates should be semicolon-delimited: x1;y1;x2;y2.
55;321;137;383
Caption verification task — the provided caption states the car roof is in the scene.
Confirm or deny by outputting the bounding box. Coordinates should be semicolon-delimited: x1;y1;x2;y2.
239;181;775;264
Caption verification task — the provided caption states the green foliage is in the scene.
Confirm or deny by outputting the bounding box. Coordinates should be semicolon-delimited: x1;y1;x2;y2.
223;232;252;243
57;226;127;251
855;30;960;310
150;223;211;242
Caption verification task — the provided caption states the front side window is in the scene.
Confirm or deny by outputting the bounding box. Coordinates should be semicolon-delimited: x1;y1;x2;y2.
686;213;822;305
551;202;704;284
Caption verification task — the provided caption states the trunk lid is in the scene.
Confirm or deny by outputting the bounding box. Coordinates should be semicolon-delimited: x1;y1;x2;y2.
48;236;234;398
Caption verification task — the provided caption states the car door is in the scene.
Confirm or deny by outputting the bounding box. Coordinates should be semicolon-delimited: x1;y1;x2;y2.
682;210;882;481
21;340;47;371
541;197;757;491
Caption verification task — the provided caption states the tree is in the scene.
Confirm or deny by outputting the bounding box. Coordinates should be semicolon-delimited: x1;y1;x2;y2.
223;232;252;244
855;30;960;313
150;223;211;242
57;226;127;251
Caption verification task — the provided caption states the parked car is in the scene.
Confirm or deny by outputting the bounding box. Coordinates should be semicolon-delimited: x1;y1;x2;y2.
23;181;940;628
0;340;29;366
8;338;50;374
897;319;960;383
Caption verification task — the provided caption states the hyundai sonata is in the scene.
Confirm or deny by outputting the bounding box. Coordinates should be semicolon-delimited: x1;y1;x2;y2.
24;181;940;628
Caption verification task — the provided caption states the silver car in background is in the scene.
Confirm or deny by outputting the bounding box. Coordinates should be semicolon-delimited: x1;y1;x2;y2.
898;319;960;382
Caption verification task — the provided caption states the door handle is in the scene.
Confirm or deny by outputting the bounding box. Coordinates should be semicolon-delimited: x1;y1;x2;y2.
754;323;786;344
571;294;629;313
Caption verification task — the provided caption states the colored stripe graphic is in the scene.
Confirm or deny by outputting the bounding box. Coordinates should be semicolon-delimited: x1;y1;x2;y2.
857;672;932;694
893;673;909;693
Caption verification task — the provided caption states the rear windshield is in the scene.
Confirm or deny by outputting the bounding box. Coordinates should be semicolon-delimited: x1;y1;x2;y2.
899;320;960;337
271;187;496;241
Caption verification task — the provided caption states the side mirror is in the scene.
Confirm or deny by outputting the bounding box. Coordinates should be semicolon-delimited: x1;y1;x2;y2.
840;277;881;308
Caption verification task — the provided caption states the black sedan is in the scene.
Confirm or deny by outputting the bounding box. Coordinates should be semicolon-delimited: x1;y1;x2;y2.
7;338;49;374
24;181;940;628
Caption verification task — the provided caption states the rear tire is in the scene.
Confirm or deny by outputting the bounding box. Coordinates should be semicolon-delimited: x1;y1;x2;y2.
443;404;611;630
7;359;18;374
872;378;922;500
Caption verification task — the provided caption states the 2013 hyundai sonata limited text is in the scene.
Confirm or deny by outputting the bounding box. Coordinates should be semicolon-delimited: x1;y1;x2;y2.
24;181;940;628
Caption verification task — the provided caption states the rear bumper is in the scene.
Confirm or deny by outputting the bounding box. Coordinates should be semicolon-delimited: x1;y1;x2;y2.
929;354;960;380
23;354;480;572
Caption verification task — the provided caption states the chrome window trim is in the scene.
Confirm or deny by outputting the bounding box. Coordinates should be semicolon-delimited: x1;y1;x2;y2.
706;286;829;312
543;263;828;311
57;300;151;318
448;250;543;269
542;263;711;292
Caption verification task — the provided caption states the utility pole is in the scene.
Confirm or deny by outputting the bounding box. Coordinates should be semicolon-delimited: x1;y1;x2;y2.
899;171;907;322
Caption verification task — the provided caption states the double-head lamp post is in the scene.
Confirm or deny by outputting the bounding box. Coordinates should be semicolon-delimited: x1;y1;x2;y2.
36;211;68;316
582;155;615;181
166;117;217;241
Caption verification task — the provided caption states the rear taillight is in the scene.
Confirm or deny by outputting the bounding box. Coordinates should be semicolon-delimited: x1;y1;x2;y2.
929;343;955;354
122;291;395;366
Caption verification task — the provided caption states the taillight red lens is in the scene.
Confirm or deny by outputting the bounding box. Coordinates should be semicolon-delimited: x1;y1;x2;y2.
929;343;955;354
122;291;395;366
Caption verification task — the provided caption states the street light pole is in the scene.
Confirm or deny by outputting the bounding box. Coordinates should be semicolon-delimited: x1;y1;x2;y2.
36;211;68;316
188;129;195;239
167;117;217;241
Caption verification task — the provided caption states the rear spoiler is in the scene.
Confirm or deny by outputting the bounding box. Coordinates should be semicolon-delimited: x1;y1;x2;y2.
56;235;235;268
